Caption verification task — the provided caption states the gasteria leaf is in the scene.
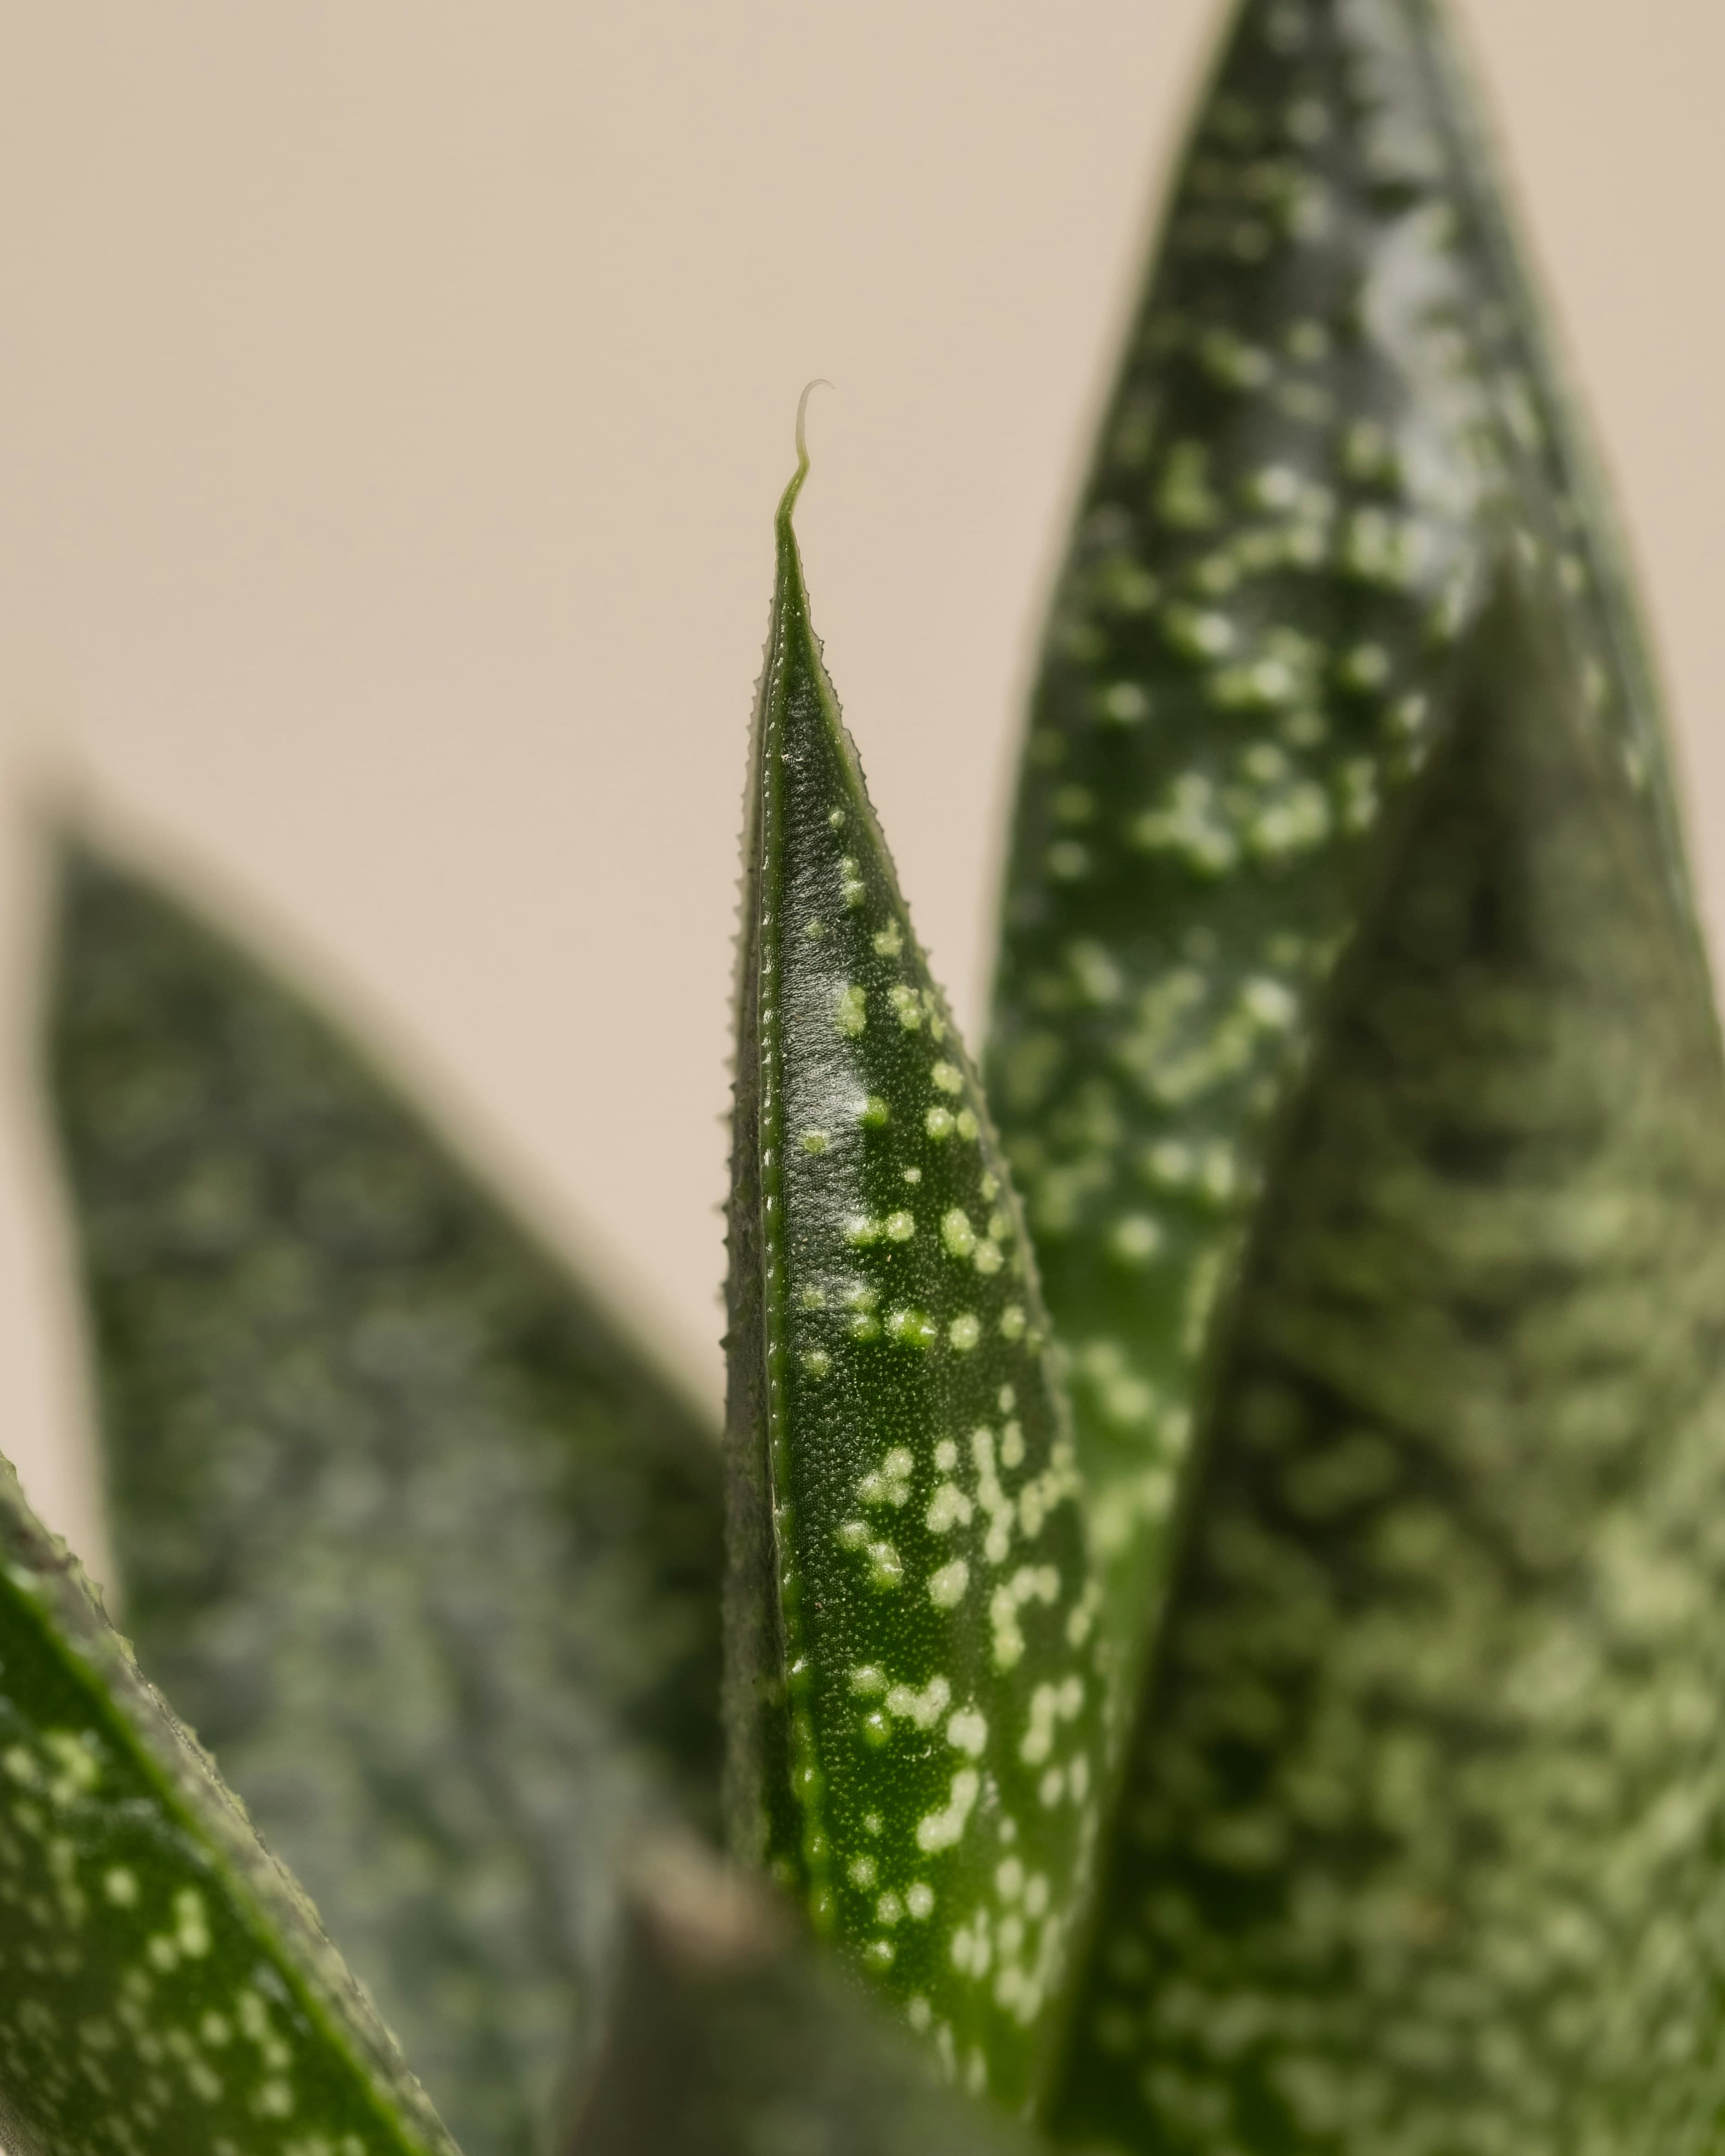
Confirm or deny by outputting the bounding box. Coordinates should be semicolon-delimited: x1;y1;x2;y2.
724;432;1104;2115
1056;556;1725;2152
0;1453;457;2156
48;848;726;2156
566;1834;1037;2156
986;0;1704;1659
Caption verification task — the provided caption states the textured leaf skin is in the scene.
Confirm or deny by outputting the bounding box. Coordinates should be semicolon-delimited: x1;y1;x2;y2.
725;452;1105;2114
48;848;726;2156
0;1455;456;2156
986;0;1702;1658
566;1835;1037;2156
1053;563;1725;2150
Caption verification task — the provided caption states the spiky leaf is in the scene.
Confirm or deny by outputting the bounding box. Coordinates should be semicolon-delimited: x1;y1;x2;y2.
48;847;726;2156
0;1453;458;2156
724;447;1104;2114
565;1834;1036;2156
986;0;1703;1659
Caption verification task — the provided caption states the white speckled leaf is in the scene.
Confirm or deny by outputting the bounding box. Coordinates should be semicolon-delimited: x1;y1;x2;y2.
0;1454;459;2156
987;0;1704;1667
1055;552;1725;2156
724;445;1105;2118
988;3;1725;2148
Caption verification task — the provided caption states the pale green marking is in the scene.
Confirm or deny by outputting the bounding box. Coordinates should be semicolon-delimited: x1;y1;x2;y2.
928;1560;971;1610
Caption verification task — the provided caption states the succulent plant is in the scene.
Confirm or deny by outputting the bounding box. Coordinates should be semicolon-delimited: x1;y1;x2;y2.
5;4;1724;2154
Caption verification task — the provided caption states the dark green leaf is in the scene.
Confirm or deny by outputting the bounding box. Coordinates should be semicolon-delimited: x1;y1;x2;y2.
565;1833;1038;2156
47;846;726;2156
1055;557;1725;2152
0;1453;457;2156
986;0;1706;1664
724;442;1105;2115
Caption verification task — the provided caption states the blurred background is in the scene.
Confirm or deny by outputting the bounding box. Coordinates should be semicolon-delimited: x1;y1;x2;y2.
0;0;1720;1587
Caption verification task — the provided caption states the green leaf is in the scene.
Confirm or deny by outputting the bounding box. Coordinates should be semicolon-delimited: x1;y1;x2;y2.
724;437;1105;2116
0;1451;457;2155
47;846;727;2156
985;0;1706;1663
565;1833;1038;2156
1055;554;1725;2151
986;2;1725;2143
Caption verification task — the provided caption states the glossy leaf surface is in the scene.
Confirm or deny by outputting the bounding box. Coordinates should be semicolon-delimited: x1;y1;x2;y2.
725;448;1104;2114
1055;561;1725;2151
566;1834;1036;2156
0;1453;457;2156
986;0;1700;1657
49;848;726;2156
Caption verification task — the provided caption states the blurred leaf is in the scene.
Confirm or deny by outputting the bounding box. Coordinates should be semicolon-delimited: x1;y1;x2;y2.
0;1451;458;2156
1054;556;1725;2150
723;442;1105;2114
48;846;726;2156
987;2;1725;2145
564;1834;1038;2156
985;0;1706;1666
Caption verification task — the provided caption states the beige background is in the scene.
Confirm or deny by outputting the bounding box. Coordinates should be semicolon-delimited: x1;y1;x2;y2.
0;0;1721;1592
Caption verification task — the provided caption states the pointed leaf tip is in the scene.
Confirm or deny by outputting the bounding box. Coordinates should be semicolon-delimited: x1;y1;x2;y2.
777;378;832;531
726;474;1105;2114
